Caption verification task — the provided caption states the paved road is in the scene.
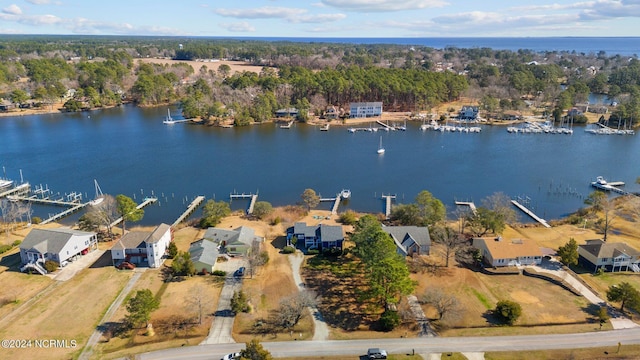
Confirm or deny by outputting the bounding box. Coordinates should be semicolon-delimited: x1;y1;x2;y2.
138;327;640;360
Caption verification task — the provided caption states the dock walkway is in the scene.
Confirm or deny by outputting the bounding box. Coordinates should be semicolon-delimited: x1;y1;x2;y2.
0;183;30;198
173;196;205;227
41;203;88;225
230;192;259;215
455;201;477;215
382;194;396;219
319;196;341;214
591;181;630;195
511;200;550;228
110;197;158;227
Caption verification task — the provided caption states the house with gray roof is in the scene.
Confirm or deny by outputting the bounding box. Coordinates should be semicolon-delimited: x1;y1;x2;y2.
20;228;98;274
287;222;344;251
578;239;640;273
381;226;431;256
203;226;263;256
111;223;172;268
189;239;219;274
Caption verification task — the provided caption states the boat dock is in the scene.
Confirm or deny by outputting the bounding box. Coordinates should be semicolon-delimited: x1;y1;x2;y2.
511;199;550;228
0;182;31;198
319;195;341;214
230;192;259;215
591;177;629;195
377;120;393;130
164;119;191;124
41;203;88;225
8;195;82;207
110;197;158;227
280;121;294;129
173;195;205;226
382;194;396;219
455;201;477;215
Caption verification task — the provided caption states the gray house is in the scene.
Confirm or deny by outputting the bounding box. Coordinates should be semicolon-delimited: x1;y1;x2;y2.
287;222;344;251
203;226;263;256
381;226;431;256
20;228;98;274
111;223;172;268
578;240;640;273
189;239;219;274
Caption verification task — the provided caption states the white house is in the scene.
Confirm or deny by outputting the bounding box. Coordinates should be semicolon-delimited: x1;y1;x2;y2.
20;228;98;274
473;237;542;267
111;223;172;268
349;102;383;118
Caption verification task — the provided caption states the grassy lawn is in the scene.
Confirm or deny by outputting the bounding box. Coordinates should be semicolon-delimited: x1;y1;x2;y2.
412;262;602;337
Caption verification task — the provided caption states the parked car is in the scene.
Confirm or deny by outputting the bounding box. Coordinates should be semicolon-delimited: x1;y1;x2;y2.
235;266;245;277
221;352;240;360
117;261;135;270
367;348;387;359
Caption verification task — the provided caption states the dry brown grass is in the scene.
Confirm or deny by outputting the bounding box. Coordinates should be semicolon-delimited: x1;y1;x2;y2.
486;345;640;360
137;58;265;76
0;265;132;360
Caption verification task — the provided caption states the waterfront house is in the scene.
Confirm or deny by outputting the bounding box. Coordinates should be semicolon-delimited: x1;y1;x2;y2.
325;105;339;119
203;226;263;256
20;228;98;274
349;102;383;118
458;106;479;120
578;240;640;273
111;223;172;268
472;237;543;267
189;239;219;274
287;222;344;251
381;226;431;256
275;108;299;118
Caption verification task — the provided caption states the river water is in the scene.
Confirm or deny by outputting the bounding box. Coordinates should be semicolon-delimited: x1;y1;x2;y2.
1;105;639;225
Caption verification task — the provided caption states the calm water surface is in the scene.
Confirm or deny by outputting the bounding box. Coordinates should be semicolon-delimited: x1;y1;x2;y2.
1;105;639;225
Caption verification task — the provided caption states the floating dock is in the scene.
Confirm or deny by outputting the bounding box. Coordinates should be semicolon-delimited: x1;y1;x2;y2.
110;197;158;227
173;196;205;226
280;120;294;129
382;194;396;219
511;199;550;228
230;192;259;215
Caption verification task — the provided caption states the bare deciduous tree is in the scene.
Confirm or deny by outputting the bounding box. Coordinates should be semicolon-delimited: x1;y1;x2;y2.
273;290;317;330
188;284;211;325
84;194;118;238
432;225;469;267
420;288;463;323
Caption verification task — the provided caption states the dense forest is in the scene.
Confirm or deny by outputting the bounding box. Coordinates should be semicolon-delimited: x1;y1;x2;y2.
1;35;640;127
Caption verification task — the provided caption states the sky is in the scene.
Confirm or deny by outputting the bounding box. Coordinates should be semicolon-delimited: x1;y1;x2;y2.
1;0;640;38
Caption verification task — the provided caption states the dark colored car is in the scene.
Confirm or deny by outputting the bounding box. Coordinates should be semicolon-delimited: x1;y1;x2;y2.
235;266;246;277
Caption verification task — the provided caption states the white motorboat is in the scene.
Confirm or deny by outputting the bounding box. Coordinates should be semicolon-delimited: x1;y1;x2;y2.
340;189;351;199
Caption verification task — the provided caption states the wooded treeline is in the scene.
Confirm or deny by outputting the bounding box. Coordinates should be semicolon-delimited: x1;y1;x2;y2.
1;35;640;127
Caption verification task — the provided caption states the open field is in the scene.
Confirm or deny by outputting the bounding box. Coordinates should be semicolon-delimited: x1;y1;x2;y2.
136;58;265;76
485;344;640;360
0;260;132;360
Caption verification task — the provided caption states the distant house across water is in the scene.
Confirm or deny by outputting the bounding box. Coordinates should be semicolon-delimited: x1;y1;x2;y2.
275;108;299;118
458;106;479;120
349;102;382;118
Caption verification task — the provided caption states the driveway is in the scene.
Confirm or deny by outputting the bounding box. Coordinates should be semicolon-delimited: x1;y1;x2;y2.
289;251;330;341
201;257;247;345
529;258;638;330
52;248;105;282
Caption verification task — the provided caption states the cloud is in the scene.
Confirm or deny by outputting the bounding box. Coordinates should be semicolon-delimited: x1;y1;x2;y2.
215;6;346;24
320;0;448;12
219;21;256;32
580;0;640;19
26;0;51;4
215;7;306;19
2;4;22;15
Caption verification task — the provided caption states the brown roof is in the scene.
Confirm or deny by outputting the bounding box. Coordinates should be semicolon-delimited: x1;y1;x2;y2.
475;237;542;259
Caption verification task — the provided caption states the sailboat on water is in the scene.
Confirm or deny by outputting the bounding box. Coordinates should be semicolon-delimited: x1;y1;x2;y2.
377;136;385;154
89;179;104;206
163;108;176;125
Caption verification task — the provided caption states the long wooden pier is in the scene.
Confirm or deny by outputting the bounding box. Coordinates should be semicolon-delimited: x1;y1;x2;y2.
110;197;158;227
382;194;396;219
511;199;550;228
377;120;393;130
0;183;30;198
8;195;81;207
230;192;259;214
173;196;205;227
41;203;88;225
